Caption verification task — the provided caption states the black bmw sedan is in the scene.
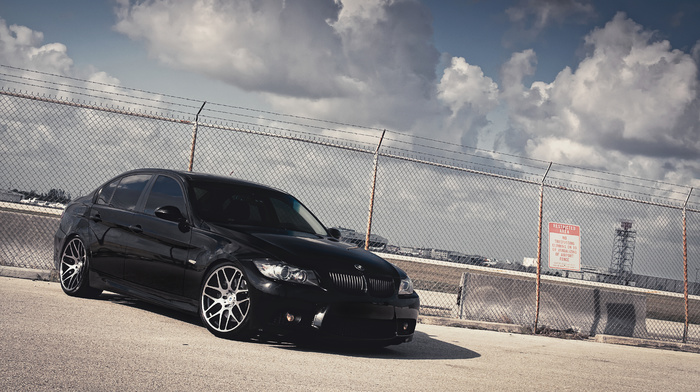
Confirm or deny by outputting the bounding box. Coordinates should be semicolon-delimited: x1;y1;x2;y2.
54;169;419;346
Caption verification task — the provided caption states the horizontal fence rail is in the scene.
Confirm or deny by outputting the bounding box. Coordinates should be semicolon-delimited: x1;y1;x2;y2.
1;68;699;345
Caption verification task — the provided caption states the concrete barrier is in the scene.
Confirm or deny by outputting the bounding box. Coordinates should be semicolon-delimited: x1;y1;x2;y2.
0;201;63;216
458;271;648;338
0;209;59;270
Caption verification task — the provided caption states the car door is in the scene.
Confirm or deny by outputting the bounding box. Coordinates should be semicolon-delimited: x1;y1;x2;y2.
122;174;192;296
88;174;152;279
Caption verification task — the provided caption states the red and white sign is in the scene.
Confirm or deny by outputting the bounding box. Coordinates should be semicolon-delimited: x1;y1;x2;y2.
548;222;581;271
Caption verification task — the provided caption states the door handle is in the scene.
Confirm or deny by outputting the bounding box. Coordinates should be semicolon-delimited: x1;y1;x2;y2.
128;225;143;234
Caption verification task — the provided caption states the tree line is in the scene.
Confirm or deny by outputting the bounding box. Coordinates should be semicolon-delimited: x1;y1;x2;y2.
13;188;72;204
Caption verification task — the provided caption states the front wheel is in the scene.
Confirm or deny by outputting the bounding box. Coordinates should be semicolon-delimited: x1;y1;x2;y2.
199;262;253;339
59;236;102;298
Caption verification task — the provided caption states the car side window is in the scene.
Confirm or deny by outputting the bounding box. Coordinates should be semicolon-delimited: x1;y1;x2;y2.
110;174;151;211
96;179;119;205
144;175;186;216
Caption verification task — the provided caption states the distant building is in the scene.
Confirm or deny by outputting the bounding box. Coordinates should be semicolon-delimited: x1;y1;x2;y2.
522;257;537;268
334;227;388;251
447;251;468;263
399;246;420;257
0;189;23;203
385;244;400;254
430;249;450;261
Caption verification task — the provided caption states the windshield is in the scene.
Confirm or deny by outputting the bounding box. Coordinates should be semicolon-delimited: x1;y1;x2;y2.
189;180;327;236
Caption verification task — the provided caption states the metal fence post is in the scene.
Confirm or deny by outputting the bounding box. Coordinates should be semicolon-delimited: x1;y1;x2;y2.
534;162;552;334
682;187;692;343
187;102;207;172
365;130;386;250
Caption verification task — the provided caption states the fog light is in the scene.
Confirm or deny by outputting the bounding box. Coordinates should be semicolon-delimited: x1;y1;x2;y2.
286;312;296;323
402;322;409;331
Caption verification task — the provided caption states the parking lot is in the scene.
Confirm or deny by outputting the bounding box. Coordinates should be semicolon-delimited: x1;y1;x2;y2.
1;277;698;391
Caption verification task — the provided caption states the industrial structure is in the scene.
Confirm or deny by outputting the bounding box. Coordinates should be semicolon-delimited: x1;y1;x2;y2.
610;220;637;285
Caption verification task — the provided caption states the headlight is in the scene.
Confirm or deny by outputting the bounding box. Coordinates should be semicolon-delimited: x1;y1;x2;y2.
391;263;414;295
253;259;320;287
399;276;414;295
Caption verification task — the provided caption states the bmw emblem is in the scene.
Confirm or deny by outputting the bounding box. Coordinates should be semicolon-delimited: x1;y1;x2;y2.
354;264;365;272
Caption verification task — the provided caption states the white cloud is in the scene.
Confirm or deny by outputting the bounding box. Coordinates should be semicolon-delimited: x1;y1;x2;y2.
9;3;700;187
113;0;504;148
435;56;500;147
0;17;129;97
0;17;73;75
113;0;439;99
437;57;499;119
0;17;189;194
500;13;700;184
114;0;352;99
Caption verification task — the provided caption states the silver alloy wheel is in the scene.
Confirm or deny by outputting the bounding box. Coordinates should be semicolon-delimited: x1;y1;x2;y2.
201;265;251;333
60;237;86;292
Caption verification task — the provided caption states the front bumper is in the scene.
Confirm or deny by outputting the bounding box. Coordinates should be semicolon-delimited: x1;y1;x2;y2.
246;275;420;345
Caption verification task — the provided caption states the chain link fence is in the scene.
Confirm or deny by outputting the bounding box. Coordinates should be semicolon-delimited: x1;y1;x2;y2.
1;68;698;345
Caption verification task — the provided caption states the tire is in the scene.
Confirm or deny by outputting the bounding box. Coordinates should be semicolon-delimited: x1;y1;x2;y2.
199;262;253;339
59;236;102;298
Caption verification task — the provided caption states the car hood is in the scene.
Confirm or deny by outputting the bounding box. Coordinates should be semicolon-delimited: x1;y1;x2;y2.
210;224;398;277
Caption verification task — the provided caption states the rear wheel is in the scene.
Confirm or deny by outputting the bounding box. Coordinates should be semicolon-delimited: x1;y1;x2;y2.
199;262;253;339
59;237;102;298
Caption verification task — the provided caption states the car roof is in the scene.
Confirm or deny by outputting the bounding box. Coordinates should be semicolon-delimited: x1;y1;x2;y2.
115;168;290;195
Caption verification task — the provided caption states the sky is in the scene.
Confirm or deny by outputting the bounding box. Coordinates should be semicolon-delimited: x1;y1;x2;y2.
1;0;700;279
1;0;700;187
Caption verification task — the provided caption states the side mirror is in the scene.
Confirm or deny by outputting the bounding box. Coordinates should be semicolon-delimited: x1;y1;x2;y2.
155;206;190;232
328;228;341;239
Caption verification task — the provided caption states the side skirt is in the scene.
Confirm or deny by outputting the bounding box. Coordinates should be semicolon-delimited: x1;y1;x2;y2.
89;270;199;314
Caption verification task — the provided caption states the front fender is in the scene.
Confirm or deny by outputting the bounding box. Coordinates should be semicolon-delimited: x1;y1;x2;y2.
182;227;263;300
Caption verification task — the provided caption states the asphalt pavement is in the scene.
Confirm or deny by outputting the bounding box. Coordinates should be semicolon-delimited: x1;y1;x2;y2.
1;277;698;391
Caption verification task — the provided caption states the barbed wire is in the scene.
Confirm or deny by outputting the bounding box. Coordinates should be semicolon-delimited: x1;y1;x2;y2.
0;63;692;197
0;64;382;134
0;80;194;120
0;71;201;112
197;115;377;153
